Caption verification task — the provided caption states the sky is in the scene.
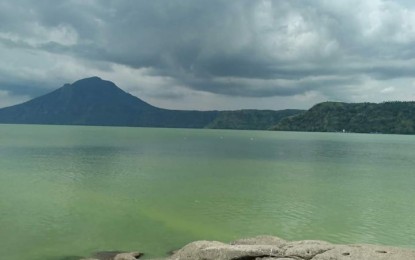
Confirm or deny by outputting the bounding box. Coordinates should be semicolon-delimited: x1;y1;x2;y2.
1;0;415;110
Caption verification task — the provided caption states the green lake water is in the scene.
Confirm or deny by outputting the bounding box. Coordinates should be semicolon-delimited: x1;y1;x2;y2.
0;124;414;259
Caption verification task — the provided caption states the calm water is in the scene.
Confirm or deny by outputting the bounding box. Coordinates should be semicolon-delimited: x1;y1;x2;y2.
0;125;414;259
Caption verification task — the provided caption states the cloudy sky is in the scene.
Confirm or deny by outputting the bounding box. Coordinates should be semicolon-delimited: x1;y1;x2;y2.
1;0;415;110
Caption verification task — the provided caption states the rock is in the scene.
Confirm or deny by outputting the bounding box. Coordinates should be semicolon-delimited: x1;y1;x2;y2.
80;236;415;260
169;240;284;260
282;240;334;259
167;236;415;260
313;244;415;260
81;251;142;260
260;258;296;260
114;252;142;260
231;235;287;247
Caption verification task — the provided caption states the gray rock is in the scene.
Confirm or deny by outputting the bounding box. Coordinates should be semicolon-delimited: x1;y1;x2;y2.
283;240;334;259
259;258;296;260
167;236;415;260
169;240;284;260
231;235;287;247
114;252;142;260
80;251;142;260
313;244;415;260
80;235;415;260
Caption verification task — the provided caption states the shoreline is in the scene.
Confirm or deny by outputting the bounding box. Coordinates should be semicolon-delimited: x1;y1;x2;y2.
80;235;415;260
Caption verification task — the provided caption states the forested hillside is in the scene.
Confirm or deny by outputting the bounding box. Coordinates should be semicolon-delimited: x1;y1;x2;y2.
273;101;415;134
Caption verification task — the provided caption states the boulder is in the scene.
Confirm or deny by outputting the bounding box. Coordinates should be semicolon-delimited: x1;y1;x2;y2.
80;251;142;260
313;244;415;260
231;235;287;247
167;236;415;260
114;252;142;260
282;240;334;259
168;239;284;260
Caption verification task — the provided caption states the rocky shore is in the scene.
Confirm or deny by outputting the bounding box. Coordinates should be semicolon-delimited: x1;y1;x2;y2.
80;235;415;260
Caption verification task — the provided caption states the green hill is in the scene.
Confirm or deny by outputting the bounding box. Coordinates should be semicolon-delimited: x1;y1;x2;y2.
273;101;415;134
207;109;303;130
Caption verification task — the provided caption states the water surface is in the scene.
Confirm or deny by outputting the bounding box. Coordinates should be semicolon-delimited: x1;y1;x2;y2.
0;125;414;259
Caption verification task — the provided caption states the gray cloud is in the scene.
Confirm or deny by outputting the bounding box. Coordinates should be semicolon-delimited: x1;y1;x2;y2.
1;0;415;109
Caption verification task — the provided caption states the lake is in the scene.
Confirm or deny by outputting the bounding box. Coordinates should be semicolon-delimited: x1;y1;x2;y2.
0;124;414;259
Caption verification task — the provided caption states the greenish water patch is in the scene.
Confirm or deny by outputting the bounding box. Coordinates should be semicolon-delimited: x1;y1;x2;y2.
0;125;414;259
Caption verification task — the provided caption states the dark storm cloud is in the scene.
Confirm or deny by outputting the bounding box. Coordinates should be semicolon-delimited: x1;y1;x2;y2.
1;0;415;104
183;74;362;98
0;81;47;97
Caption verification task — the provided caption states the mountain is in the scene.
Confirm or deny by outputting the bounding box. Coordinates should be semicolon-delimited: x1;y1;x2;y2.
273;101;415;134
0;77;303;129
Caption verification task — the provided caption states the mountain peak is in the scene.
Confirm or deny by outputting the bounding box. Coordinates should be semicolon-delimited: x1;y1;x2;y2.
68;76;120;91
72;76;103;85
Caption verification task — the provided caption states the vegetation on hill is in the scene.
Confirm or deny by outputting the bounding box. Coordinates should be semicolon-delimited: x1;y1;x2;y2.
207;109;303;130
273;101;415;134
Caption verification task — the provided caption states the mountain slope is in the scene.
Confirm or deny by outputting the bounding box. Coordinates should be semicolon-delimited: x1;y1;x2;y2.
0;77;159;125
0;77;302;129
273;101;415;134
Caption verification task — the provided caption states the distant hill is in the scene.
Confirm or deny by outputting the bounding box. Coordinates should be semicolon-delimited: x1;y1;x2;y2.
0;77;303;129
207;109;302;130
273;101;415;134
